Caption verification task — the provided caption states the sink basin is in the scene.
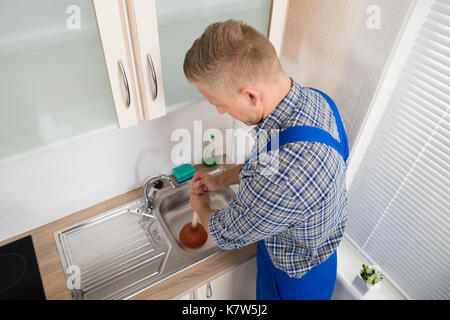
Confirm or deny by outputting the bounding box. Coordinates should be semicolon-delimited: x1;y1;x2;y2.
54;166;237;300
156;182;235;255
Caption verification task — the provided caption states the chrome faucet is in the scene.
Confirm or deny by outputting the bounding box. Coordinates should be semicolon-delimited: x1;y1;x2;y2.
143;174;176;211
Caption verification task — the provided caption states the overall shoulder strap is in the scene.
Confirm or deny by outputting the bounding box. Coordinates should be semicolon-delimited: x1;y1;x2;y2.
267;126;344;159
243;89;349;167
309;88;349;161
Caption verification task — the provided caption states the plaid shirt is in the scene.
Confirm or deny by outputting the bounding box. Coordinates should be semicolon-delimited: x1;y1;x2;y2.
208;79;348;278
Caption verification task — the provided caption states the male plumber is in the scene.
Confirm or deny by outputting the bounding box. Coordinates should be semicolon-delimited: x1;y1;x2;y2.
185;20;349;300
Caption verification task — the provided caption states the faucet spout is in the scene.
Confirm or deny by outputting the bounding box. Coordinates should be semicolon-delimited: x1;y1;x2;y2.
143;174;176;211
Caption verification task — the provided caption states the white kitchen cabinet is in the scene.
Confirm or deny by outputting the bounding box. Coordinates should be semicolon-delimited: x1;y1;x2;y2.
93;0;166;127
155;0;278;111
95;0;287;123
196;257;257;300
127;0;167;121
0;0;287;162
177;292;193;300
0;0;119;161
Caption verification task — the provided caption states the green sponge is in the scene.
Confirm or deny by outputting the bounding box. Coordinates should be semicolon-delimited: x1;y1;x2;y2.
172;163;195;183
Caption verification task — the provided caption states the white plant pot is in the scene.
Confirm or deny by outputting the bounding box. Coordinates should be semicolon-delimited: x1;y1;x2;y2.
364;280;381;289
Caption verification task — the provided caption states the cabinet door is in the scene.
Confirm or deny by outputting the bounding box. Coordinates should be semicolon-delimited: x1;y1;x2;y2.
125;0;166;121
176;291;195;300
155;0;275;112
93;0;141;128
197;257;257;300
0;0;125;162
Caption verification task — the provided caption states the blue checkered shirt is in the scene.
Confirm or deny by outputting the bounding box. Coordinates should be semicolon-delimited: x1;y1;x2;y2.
208;79;348;278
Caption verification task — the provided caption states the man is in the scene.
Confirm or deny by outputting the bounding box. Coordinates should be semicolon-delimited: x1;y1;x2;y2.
184;20;349;300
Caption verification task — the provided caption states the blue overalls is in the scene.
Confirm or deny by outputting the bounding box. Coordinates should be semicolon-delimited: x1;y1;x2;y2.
241;88;349;300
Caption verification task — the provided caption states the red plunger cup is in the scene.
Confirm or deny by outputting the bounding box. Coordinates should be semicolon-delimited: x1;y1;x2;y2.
179;212;208;248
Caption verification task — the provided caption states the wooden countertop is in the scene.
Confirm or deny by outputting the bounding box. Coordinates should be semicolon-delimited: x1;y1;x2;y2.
0;161;256;300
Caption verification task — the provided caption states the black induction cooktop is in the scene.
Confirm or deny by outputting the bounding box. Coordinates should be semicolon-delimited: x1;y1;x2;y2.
0;235;46;300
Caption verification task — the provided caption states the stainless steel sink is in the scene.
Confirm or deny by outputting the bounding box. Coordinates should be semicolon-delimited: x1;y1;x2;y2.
54;166;237;300
156;182;235;255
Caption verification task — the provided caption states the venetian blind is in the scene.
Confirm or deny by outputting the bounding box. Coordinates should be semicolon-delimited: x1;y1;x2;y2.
345;0;449;300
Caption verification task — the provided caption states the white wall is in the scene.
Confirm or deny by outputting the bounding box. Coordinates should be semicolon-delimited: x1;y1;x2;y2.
280;0;414;153
0;101;233;241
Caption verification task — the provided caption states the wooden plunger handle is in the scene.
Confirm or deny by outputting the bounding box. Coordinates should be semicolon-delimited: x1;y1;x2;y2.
192;212;199;228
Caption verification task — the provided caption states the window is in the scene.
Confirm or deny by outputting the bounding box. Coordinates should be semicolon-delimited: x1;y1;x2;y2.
346;0;449;299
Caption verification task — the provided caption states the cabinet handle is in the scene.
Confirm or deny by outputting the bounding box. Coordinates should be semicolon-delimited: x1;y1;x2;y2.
147;53;158;101
206;282;212;299
118;60;131;108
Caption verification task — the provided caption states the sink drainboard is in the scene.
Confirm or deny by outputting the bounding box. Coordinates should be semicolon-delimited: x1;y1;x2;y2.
54;199;170;300
54;166;235;300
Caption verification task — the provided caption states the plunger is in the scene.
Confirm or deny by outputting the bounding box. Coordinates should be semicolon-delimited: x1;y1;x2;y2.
179;212;208;248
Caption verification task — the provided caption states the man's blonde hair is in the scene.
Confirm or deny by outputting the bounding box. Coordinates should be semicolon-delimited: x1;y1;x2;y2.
183;19;282;93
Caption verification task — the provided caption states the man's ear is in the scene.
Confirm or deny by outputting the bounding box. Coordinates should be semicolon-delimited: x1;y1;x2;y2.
240;87;260;107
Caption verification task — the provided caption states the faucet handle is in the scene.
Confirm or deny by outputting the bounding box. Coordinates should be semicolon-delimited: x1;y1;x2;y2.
143;174;176;210
153;179;164;189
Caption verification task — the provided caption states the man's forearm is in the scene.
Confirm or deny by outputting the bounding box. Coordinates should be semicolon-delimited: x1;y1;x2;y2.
196;206;214;236
194;165;242;235
218;164;242;187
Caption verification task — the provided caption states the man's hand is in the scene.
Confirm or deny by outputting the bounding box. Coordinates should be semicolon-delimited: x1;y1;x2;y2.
189;192;214;230
191;172;221;195
189;192;211;213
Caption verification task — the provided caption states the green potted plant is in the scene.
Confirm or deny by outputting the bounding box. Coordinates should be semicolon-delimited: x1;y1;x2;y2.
360;264;384;288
